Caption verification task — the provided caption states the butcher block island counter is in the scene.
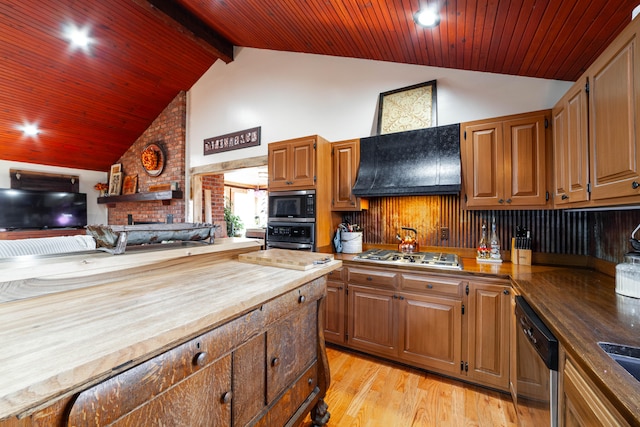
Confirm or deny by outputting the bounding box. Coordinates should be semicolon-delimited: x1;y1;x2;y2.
0;240;341;426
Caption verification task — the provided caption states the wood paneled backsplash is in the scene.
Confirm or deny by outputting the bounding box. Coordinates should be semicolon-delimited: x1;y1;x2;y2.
341;195;640;262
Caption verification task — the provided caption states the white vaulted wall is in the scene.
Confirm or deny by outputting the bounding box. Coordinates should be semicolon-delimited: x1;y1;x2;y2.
187;47;573;169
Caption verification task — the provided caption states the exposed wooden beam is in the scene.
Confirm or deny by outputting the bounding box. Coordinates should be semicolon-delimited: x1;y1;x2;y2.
137;0;234;63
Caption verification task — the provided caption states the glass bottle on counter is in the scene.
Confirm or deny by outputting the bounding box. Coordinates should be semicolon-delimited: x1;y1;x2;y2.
490;216;501;260
477;222;489;259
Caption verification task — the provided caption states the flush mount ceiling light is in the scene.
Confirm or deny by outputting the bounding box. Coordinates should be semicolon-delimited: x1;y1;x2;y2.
18;123;40;137
63;24;93;51
414;7;441;28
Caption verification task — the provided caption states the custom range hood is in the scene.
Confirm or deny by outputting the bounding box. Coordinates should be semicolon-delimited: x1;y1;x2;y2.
352;124;461;197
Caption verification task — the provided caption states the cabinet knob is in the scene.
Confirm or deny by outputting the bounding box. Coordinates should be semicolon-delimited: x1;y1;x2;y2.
271;357;280;367
366;276;373;281
308;377;314;386
193;351;208;367
221;391;233;404
503;289;510;295
298;295;306;304
498;199;504;204
561;194;569;200
633;181;640;189
426;284;433;289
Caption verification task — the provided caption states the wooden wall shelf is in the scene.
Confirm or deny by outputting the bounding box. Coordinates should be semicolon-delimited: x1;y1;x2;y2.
98;190;183;207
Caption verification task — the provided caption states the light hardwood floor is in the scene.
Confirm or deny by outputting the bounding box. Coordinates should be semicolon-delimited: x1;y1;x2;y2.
304;346;519;427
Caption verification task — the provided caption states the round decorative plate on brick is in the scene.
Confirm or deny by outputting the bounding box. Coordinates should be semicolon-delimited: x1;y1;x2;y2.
141;142;165;176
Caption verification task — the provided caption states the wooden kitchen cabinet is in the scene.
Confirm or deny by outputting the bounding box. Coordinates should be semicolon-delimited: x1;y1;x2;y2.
466;280;511;391
551;16;640;208
331;139;368;211
336;264;511;391
8;278;330;427
559;347;630;427
348;284;398;357
587;24;640;203
324;267;346;345
398;291;462;375
268;135;330;190
552;80;589;206
461;110;550;209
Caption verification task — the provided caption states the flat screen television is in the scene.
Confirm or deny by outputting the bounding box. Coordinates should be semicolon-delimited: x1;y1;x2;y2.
0;188;88;230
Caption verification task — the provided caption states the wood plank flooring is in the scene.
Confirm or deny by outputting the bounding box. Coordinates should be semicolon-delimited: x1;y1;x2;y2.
303;346;519;427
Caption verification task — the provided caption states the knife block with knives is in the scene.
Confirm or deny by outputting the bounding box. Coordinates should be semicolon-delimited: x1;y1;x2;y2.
511;226;532;265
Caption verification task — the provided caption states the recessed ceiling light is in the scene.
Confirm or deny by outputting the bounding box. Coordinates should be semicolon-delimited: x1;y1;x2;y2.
19;123;40;137
63;24;93;51
414;8;441;28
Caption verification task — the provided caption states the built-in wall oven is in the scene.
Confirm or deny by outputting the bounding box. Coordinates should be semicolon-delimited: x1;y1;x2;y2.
515;296;559;427
266;222;315;251
267;190;316;251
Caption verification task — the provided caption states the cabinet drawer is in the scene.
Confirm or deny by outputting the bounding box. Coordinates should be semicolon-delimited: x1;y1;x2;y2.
327;266;344;281
401;273;463;296
263;362;319;427
347;266;398;288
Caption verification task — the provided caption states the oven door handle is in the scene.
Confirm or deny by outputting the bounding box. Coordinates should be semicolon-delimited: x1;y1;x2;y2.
267;242;313;250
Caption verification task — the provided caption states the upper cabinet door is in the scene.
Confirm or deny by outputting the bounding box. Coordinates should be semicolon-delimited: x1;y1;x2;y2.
461;110;550;209
331;139;368;211
553;81;589;206
268;137;316;190
461;121;504;208
503;113;548;207
588;31;640;201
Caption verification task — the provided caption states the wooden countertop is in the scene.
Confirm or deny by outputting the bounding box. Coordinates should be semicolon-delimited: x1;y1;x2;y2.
0;242;342;421
336;253;640;425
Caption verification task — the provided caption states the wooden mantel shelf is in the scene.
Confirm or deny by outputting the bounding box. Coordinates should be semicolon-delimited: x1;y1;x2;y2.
98;190;183;207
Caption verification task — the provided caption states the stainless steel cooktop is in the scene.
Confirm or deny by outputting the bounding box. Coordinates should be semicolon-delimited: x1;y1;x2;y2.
352;249;462;270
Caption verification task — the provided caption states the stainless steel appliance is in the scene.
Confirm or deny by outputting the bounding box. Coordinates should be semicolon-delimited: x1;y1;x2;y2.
353;248;462;270
268;189;315;222
515;296;559;427
266;222;315;251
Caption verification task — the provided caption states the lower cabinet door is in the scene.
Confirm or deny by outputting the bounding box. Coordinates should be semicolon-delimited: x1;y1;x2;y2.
324;279;346;344
398;293;462;375
347;284;398;357
232;333;267;427
266;302;318;404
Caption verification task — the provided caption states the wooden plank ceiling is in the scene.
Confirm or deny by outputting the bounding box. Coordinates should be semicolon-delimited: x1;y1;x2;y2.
0;0;638;172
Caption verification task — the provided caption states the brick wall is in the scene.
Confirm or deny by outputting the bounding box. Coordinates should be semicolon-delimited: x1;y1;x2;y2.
202;174;225;224
107;92;186;224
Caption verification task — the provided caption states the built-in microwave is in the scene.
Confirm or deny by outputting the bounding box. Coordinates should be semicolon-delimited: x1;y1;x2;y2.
268;189;315;222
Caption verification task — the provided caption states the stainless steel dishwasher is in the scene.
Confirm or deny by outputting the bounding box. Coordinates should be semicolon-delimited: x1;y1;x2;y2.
515;296;559;427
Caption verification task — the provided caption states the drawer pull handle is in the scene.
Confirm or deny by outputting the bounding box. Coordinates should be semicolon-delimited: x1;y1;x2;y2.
298;295;306;304
271;357;280;367
193;351;208;367
221;391;233;404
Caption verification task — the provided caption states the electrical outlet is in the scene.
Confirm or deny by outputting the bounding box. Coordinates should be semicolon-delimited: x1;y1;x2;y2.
440;227;449;241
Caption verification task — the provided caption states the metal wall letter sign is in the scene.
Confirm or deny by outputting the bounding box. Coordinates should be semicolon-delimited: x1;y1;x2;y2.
204;126;261;155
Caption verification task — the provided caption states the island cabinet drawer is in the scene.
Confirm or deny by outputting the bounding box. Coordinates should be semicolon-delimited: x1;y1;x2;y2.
401;273;464;297
347;266;398;288
67;343;233;426
261;276;326;325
